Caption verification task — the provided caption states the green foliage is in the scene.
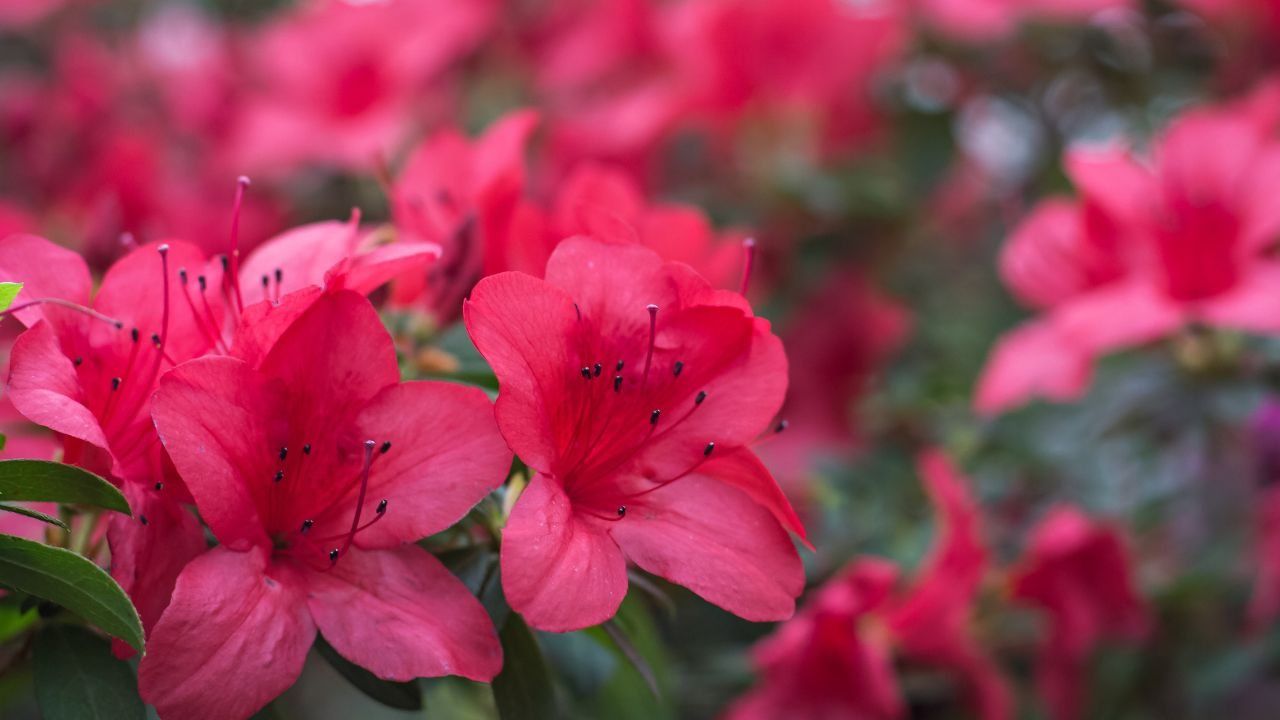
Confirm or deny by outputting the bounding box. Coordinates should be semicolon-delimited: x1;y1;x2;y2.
0;536;143;652
0;461;130;514
491;613;556;720
33;624;144;720
315;635;423;711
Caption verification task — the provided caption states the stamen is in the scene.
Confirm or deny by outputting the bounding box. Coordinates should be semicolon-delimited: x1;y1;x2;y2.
139;515;148;526
650;409;661;425
617;505;627;517
673;361;683;377
228;176;250;314
0;298;123;328
303;444;312;455
274;470;284;482
376;499;387;514
593;363;602;377
73;357;83;366
696;391;707;405
300;519;314;533
154;482;164;491
581;367;592;380
642;304;658;387
616;360;624;372
261;274;270;302
329;548;340;563
178;268;223;350
574;303;582;321
704;441;715;457
111;377;122;391
130;327;139;343
739;237;756;297
775;420;789;434
279;447;288;461
336;440;377;561
614;375;623;392
273;268;283;303
157;244;171;350
379;441;391;454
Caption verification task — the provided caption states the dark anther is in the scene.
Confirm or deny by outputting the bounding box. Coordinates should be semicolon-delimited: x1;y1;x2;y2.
380;441;391;454
650;409;661;425
300;519;314;533
111;377;121;391
73;357;83;366
673;361;684;377
154;482;163;491
197;275;208;291
178;268;188;283
219;255;229;271
581;367;592;379
261;274;269;289
573;303;581;321
617;505;627;517
279;446;288;461
151;332;161;346
704;441;715;457
130;327;139;343
616;360;624;372
593;363;602;377
614;375;623;392
274;470;284;483
303;443;312;455
139;515;149;526
274;268;283;283
775;420;789;434
114;321;124;329
376;499;388;514
329;549;340;563
695;391;707;405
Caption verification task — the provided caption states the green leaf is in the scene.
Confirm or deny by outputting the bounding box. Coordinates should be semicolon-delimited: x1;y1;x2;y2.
0;282;21;313
0;434;6;452
0;594;38;644
0;460;130;514
0;503;69;531
315;634;423;711
0;535;143;651
33;624;144;720
492;613;557;720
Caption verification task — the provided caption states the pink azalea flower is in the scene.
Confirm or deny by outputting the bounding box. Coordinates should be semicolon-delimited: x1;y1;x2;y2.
141;290;509;720
464;237;806;631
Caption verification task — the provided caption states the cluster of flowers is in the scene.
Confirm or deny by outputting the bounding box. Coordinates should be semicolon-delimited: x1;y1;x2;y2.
7;0;1280;718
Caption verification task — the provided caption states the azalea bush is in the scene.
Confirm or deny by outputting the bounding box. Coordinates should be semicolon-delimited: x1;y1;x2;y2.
3;0;1280;719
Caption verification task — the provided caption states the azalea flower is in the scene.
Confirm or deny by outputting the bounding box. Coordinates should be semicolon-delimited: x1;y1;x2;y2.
141;289;509;720
727;452;1010;720
232;0;496;174
1010;506;1149;720
465;237;806;631
976;104;1280;414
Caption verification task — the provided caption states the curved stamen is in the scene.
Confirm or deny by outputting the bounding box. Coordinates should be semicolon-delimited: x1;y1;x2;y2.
335;440;377;561
739;237;756;297
227;176;250;314
0;298;122;328
641;304;658;388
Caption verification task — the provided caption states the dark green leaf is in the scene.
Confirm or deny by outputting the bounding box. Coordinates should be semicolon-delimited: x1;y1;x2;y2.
315;634;423;711
0;503;69;530
0;594;37;644
33;624;144;720
0;434;6;452
0;460;130;514
0;534;143;651
602;619;660;699
492;613;556;720
0;282;21;313
540;631;618;696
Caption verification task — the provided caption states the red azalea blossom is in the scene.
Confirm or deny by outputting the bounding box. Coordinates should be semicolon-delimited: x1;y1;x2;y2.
464;237;805;631
141;290;509;720
1010;506;1149;720
977;105;1280;414
728;451;1010;720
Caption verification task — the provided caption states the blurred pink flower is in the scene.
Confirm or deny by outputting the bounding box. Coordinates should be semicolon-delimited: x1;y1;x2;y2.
728;452;1010;720
1011;506;1149;720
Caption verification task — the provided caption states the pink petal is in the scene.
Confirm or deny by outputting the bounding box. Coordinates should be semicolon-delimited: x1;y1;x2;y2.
611;473;803;622
464;270;580;472
695;447;808;546
974;319;1094;415
303;545;502;682
138;546;315;720
152;356;282;549
0;234;91;326
501;473;628;631
107;483;207;659
7;321;109;452
333;380;511;548
1054;281;1184;355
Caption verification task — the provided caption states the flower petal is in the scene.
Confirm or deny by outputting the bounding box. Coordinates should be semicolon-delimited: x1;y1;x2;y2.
611;474;803;622
152;356;282;549
333;380;511;548
501;473;628;632
7;320;109;452
304;545;502;682
138;546;315;720
0;234;91;326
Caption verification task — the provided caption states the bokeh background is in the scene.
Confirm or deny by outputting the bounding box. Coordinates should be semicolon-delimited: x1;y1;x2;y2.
4;0;1280;718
